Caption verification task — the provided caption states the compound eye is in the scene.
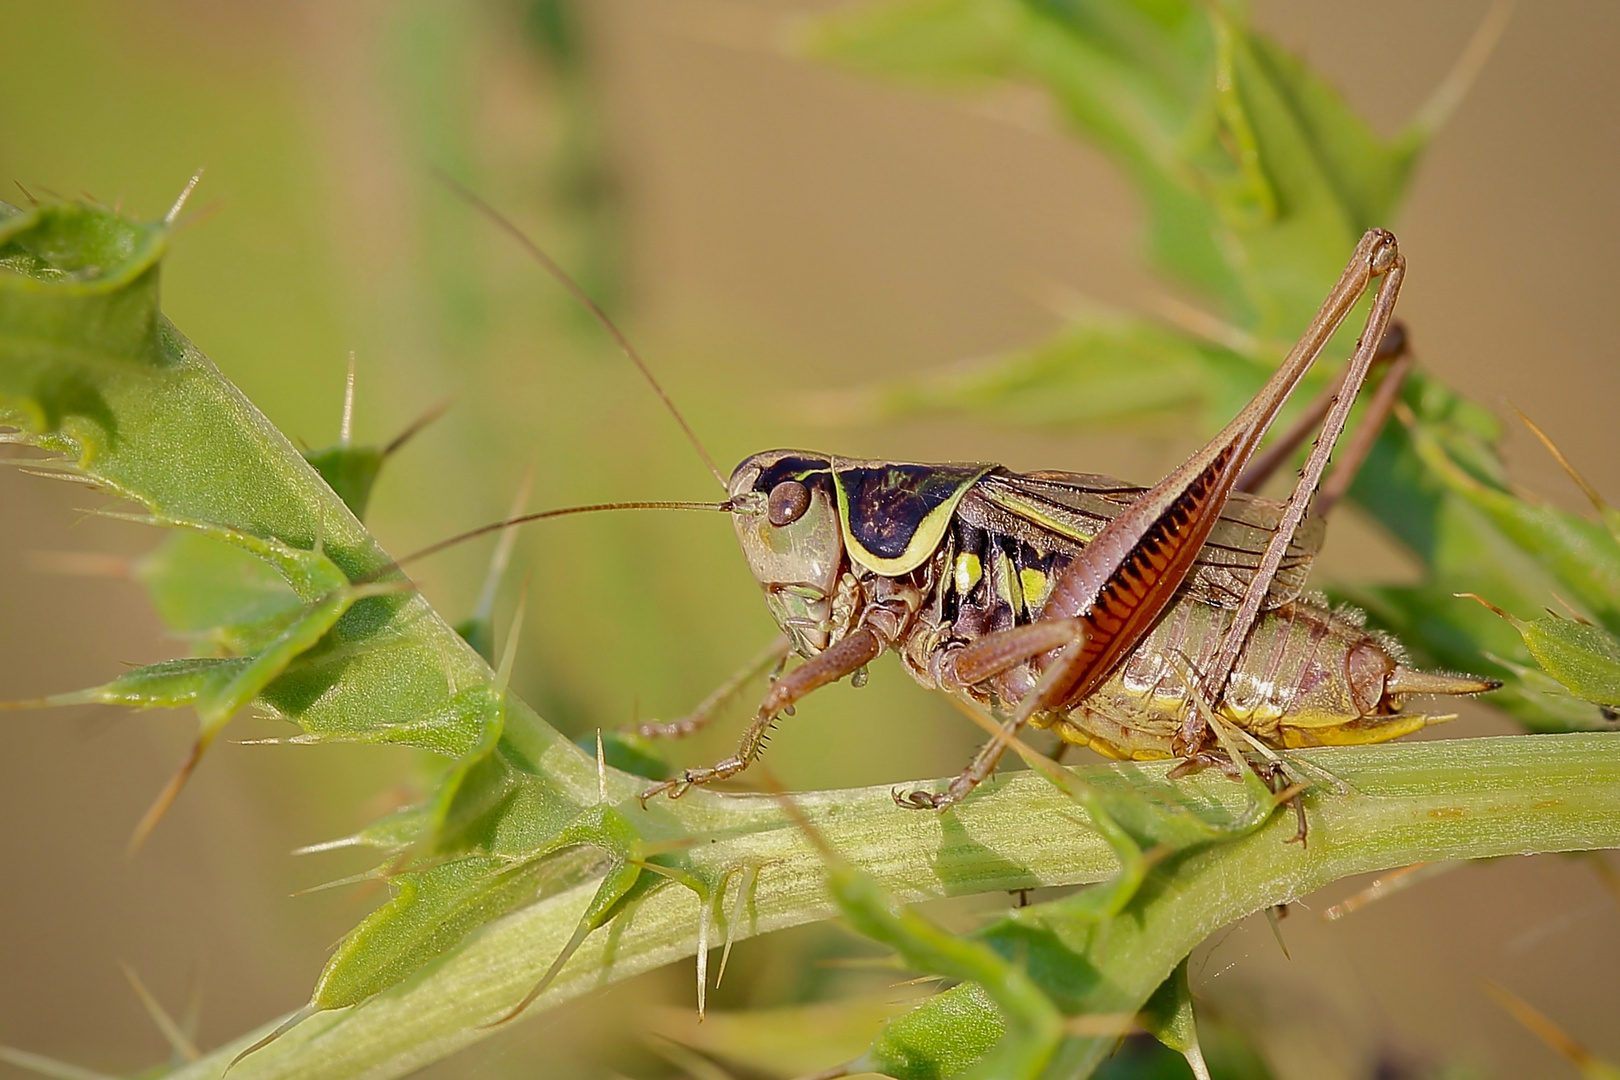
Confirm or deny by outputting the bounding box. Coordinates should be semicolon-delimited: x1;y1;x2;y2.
766;480;811;527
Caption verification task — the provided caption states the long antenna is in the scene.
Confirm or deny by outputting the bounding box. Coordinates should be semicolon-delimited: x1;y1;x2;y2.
435;170;729;492
380;498;733;578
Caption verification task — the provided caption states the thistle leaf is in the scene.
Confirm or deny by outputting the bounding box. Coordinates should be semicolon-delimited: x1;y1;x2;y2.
1518;617;1620;709
0;196;610;1005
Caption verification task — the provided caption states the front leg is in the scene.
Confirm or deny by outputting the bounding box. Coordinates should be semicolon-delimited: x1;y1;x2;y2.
632;635;790;740
640;627;883;803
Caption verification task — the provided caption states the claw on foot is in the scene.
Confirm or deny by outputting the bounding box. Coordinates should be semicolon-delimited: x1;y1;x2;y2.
1269;768;1310;848
892;787;954;811
638;776;691;806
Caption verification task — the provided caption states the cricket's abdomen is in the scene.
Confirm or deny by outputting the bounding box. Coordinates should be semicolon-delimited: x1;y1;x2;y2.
1043;599;1479;759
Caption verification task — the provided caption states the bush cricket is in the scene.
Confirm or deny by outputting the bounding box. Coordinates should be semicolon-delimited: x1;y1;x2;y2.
419;188;1498;814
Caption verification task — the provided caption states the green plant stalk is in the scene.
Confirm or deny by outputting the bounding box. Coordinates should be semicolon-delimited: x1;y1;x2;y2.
171;732;1620;1079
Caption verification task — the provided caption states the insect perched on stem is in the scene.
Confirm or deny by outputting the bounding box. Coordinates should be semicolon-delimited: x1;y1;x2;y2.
429;184;1498;814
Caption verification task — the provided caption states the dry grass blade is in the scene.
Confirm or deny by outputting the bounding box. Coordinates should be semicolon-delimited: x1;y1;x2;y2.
1486;981;1620;1079
120;962;201;1061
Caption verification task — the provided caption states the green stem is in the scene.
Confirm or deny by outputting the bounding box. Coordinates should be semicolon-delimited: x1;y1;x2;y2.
175;732;1620;1079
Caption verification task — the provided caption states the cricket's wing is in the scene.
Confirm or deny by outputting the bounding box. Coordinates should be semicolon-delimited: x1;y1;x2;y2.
965;469;1325;609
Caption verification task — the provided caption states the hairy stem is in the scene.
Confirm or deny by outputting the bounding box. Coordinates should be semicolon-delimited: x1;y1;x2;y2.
175;732;1620;1079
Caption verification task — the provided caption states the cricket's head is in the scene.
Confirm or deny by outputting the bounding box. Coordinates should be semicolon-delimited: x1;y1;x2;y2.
727;450;847;657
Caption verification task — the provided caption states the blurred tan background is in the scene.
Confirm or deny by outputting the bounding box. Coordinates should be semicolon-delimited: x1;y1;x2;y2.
2;1;1618;1076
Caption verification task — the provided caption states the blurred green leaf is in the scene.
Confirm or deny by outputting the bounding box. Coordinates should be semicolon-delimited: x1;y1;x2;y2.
1190;1016;1279;1080
831;863;1063;1078
1093;1019;1279;1080
802;0;1440;458
1138;959;1202;1071
303;399;446;521
1461;599;1620;712
866;983;1009;1080
137;530;302;641
645;998;917;1078
304;443;386;520
1517;617;1620;709
1407;414;1620;634
1092;1036;1206;1080
809;319;1243;431
808;0;1422;333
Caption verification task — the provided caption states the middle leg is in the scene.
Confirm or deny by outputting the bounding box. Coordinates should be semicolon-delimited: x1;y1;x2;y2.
632;635;790;740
